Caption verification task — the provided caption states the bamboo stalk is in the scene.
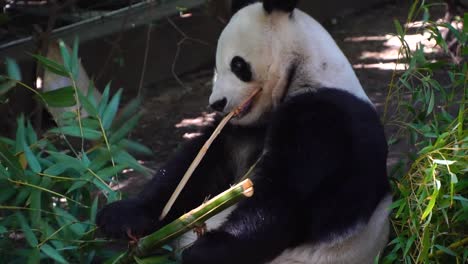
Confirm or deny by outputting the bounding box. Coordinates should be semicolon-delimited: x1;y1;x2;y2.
428;236;468;259
112;179;254;264
159;88;262;220
158;111;234;221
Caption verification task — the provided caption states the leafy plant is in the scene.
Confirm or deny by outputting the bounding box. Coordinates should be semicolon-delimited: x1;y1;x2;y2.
0;39;151;263
382;2;467;263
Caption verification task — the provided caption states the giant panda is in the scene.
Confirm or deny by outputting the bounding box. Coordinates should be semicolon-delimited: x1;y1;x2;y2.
97;0;392;263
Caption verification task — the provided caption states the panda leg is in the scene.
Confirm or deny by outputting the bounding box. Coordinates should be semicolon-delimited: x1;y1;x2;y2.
182;179;300;264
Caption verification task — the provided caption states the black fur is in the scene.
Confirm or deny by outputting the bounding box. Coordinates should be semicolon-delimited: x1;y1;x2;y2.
231;0;258;15
231;56;253;82
278;60;299;103
97;88;390;264
231;0;299;15
97;118;265;238
263;0;299;13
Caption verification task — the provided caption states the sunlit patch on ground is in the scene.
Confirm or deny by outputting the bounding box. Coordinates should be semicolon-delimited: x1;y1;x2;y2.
182;132;203;139
175;112;216;128
346;20;441;71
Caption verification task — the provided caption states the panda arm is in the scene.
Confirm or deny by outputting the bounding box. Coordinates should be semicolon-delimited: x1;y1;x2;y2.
183;94;350;264
138;122;235;221
97;118;234;238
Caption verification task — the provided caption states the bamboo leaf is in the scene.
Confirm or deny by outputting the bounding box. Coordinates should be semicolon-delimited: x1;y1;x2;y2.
134;256;177;264
90;196;98;224
77;88;98;116
426;89;435;116
404;235;415;256
67;180;88;194
27;248;40;264
465;13;468;33
119;139;153;156
40;244;68;264
39;86;76;107
54;207;85;236
113;149;148;175
98;83;111;117
86;82;98;108
0;225;8;235
31;54;69;77
47;151;86;172
25;121;38;145
434;244;457;256
92;178;113;193
14;188;30;206
72;38;79;67
102;89;123;129
113;98;142;129
23;141;42;173
433;159;456;165
0;136;15;146
43;163;69;175
95;164;127;181
86;250;96;264
109;113;141;143
6;57;21;81
71;38;80;80
81;118;100;130
0;79;17;96
59;40;72;74
29;190;41;228
88;150;112;171
0;188;16;203
0;163;9;179
16;212;38;247
0;143;23;176
421;179;440;220
419;227;430;262
393;19;404;38
82;152;91;167
15;115;26;153
48;126;102;140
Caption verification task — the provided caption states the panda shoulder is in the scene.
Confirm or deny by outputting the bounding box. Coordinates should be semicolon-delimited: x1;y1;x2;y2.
274;88;378;125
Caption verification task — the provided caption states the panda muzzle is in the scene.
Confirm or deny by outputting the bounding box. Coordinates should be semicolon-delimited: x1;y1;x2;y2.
233;88;263;118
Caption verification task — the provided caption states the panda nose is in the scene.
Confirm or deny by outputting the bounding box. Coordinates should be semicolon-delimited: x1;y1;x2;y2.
209;98;227;112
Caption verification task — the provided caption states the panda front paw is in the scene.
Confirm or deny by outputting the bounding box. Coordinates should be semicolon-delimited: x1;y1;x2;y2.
96;199;157;239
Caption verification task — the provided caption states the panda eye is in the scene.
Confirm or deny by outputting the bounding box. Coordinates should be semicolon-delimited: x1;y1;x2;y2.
230;56;252;82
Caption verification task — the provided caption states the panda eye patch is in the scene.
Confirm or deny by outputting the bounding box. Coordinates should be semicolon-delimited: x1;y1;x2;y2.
230;56;252;82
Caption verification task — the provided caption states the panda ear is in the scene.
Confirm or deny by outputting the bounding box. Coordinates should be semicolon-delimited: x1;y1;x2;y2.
263;0;299;13
231;0;258;15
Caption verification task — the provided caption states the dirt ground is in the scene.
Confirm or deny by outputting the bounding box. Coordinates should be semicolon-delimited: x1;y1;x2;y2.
120;2;445;195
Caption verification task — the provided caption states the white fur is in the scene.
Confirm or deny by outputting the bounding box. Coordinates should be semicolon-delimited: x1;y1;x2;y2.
211;3;370;126
173;196;390;263
267;195;391;264
171;206;237;250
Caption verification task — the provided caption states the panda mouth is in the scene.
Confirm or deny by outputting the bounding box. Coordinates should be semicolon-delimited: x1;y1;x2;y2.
235;100;253;118
233;88;262;119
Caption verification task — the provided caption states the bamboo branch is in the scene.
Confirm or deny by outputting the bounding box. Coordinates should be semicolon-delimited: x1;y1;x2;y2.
428;236;468;259
112;179;254;264
159;87;262;220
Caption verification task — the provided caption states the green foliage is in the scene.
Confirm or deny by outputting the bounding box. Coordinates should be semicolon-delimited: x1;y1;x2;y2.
0;58;22;103
0;39;151;263
383;2;467;263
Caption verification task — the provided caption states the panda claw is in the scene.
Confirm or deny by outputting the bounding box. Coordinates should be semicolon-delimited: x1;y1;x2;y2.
126;228;140;244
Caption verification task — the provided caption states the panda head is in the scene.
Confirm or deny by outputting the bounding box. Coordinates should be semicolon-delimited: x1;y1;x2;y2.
210;0;367;125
